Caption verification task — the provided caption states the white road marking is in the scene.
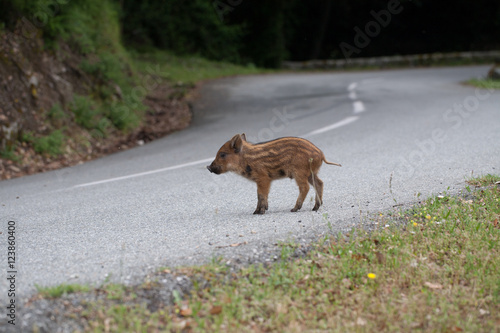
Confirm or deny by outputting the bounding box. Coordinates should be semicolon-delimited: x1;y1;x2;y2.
347;82;358;91
348;81;365;113
353;100;366;113
73;158;213;188
304;116;359;137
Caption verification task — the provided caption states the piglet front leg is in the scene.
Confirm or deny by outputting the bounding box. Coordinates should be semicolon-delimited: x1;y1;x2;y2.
253;179;270;214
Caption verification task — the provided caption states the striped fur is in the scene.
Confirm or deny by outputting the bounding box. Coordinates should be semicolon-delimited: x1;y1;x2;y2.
207;133;341;214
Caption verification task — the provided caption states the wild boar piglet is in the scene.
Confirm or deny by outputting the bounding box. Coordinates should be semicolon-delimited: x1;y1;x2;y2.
207;133;341;214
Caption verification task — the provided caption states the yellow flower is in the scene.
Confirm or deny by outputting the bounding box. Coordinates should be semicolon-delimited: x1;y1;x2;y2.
425;215;431;220
367;273;376;279
413;222;418;227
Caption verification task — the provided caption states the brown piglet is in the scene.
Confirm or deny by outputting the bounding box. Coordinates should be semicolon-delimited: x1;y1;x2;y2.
207;134;341;214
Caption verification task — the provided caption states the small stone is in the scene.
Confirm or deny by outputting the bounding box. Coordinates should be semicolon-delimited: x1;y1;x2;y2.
29;74;39;87
9;165;21;173
479;308;489;316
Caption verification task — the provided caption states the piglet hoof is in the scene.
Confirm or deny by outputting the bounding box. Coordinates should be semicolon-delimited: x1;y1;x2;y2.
291;208;299;212
253;208;266;215
312;205;320;211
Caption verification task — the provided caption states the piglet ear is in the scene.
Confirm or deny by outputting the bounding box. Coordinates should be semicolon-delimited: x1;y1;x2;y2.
241;133;247;141
230;134;243;153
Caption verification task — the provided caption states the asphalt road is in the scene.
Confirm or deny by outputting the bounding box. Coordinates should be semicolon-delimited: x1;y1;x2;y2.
1;66;499;300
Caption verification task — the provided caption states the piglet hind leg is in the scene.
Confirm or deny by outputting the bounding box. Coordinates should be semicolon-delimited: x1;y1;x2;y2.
309;174;324;211
291;178;310;212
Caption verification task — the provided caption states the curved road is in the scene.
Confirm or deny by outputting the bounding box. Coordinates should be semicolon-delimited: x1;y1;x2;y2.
1;66;499;300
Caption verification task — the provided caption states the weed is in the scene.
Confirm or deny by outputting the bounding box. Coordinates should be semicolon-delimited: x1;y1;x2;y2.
106;100;141;131
70;95;112;137
23;130;65;156
70;95;99;130
466;173;500;187
0;144;20;162
103;283;129;300
36;283;89;298
48;103;67;121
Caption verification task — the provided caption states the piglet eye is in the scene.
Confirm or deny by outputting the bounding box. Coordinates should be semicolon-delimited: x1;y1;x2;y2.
220;152;227;158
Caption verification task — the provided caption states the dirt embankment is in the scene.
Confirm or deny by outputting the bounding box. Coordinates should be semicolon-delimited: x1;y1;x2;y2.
0;21;192;181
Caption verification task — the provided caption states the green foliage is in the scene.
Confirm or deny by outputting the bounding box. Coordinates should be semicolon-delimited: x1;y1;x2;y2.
23;0;125;56
70;94;142;135
106;100;141;131
3;0;500;68
80;52;135;94
0;145;20;162
22;129;65;156
121;0;244;63
47;103;69;128
228;0;290;68
47;103;66;121
70;95;99;130
70;95;111;137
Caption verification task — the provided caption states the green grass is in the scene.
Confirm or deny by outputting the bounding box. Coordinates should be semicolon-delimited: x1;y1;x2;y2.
467;173;500;187
70;95;112;137
103;283;130;300
47;103;68;122
177;176;500;332
467;78;500;90
70;95;101;129
33;175;499;332
131;50;270;85
36;283;89;298
0;145;20;162
22;130;66;157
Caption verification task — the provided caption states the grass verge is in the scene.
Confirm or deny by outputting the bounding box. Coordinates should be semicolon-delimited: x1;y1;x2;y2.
36;283;90;299
467;78;500;90
22;130;66;157
32;175;500;332
131;49;270;86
